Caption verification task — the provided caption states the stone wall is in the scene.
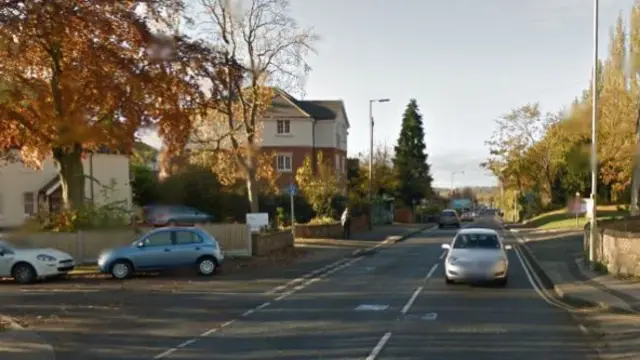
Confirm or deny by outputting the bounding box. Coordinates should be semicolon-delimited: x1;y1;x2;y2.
251;231;294;256
584;220;640;277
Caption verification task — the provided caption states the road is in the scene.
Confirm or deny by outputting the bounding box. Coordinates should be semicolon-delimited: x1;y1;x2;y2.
151;216;597;360
1;217;598;359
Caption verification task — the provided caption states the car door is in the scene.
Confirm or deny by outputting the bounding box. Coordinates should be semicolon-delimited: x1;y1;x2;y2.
0;244;15;276
133;230;175;269
172;230;204;266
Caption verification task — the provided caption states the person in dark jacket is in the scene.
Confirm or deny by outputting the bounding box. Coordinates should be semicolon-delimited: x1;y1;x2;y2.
341;207;351;239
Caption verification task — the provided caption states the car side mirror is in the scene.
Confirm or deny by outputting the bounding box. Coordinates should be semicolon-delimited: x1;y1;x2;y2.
505;245;513;251
441;243;451;250
136;241;145;248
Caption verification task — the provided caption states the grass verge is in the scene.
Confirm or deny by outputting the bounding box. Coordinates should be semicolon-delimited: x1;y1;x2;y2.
524;205;627;230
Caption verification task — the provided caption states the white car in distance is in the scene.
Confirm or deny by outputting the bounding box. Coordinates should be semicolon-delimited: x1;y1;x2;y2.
0;240;76;284
441;228;512;287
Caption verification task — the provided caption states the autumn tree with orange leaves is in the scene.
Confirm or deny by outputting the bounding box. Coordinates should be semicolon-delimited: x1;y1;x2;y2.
187;0;318;213
0;0;216;210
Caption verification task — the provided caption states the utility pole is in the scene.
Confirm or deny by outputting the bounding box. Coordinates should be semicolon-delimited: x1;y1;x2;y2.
589;0;599;265
368;98;390;229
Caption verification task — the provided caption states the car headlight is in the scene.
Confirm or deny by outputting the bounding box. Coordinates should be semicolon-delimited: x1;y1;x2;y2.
496;259;507;269
37;254;56;262
447;256;458;265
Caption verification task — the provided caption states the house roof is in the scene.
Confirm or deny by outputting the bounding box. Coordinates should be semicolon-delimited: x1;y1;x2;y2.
268;88;350;127
39;175;61;196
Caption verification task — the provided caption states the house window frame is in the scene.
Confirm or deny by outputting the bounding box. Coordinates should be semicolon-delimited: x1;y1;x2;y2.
276;120;291;135
276;153;293;172
23;192;35;217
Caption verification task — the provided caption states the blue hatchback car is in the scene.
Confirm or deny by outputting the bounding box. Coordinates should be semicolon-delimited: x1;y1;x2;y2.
97;227;224;280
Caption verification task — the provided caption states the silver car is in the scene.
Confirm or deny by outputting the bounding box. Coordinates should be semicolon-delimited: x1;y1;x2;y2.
441;228;512;286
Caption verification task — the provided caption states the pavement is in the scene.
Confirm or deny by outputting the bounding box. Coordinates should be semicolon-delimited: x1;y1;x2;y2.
514;229;640;359
0;223;431;360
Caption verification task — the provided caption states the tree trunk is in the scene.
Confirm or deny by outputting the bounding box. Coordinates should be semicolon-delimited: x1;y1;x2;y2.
53;147;86;211
243;152;259;213
630;105;640;215
246;168;259;213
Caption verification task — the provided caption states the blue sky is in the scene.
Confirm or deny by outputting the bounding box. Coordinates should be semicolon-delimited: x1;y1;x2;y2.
143;0;635;188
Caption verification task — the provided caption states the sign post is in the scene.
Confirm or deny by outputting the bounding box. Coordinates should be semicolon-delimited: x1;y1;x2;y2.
575;192;580;228
287;183;298;236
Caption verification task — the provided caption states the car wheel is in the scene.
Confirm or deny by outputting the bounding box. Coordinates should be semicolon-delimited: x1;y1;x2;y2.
496;277;508;287
438;224;443;229
111;260;133;280
12;263;37;284
196;256;217;276
445;276;453;285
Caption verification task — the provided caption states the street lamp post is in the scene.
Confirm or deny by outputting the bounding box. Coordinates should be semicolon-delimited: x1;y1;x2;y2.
589;0;599;265
368;98;390;229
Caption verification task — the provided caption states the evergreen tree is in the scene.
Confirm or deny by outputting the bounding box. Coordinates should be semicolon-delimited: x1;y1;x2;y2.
393;99;433;206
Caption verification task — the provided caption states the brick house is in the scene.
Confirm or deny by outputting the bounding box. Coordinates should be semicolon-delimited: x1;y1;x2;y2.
263;88;349;191
181;88;350;193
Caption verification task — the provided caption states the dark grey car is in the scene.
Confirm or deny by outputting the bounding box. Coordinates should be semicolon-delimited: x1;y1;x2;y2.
438;209;461;229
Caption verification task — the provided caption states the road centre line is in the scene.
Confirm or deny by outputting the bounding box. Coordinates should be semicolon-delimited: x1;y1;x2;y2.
439;250;446;260
155;229;433;359
425;263;439;280
401;286;423;314
366;332;392;360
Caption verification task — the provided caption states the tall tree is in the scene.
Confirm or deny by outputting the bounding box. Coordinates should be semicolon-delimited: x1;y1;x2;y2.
0;0;205;210
189;0;317;212
629;1;640;213
393;99;433;206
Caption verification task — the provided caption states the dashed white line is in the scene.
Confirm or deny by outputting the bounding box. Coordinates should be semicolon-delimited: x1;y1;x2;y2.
401;286;423;314
265;258;349;294
425;263;439;280
578;324;589;334
366;332;392;360
439;251;446;260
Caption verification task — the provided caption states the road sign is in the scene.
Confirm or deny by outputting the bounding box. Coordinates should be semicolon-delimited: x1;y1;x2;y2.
287;183;298;195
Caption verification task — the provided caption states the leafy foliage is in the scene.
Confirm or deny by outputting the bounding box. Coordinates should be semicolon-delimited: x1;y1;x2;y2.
295;151;341;218
483;6;640;217
0;0;212;210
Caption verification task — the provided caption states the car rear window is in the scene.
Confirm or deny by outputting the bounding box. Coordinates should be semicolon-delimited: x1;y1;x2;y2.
453;233;500;249
441;211;456;217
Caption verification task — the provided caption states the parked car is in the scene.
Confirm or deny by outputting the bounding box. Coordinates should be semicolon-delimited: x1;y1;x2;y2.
97;227;224;280
0;240;75;284
142;205;215;226
441;228;511;286
438;209;461;228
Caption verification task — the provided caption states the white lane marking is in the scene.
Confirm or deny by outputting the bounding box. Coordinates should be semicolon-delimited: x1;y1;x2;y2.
439;251;446;260
20;289;101;293
425;263;438;280
422;312;437;320
273;257;363;301
355;304;389;311
264;258;350;294
511;235;573;311
401;286;423;314
366;332;392;360
578;324;589;334
154;228;435;359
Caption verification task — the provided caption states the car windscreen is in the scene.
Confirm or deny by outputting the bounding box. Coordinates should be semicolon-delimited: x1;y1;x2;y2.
441;211;456;217
453;233;500;249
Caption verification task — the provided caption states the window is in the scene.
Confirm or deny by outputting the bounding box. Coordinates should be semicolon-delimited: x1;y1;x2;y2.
23;192;35;216
143;231;173;247
175;230;203;245
276;120;290;134
277;154;292;172
453;234;501;249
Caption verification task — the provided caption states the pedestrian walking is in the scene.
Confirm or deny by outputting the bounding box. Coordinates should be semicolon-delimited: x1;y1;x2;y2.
341;206;351;239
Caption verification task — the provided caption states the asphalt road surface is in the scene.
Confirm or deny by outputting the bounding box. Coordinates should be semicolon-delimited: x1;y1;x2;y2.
151;216;598;360
0;217;599;359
